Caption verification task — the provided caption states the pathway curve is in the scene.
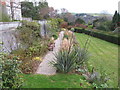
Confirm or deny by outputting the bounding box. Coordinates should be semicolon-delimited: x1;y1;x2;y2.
36;31;64;75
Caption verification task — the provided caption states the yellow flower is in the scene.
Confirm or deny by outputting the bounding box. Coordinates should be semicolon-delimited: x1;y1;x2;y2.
61;28;67;31
32;57;42;61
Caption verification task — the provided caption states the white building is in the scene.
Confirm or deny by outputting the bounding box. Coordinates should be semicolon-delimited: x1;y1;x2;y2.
0;0;22;20
118;1;120;14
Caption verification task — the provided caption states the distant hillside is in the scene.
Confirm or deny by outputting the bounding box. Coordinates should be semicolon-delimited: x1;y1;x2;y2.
73;13;113;24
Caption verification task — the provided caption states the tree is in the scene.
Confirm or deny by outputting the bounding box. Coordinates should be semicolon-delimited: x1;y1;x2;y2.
93;17;112;31
59;9;75;24
64;12;75;24
111;11;120;30
21;1;34;18
21;1;49;20
75;18;85;24
112;11;118;23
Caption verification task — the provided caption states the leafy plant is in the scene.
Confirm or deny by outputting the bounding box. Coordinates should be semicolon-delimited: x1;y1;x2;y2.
1;54;23;88
63;34;69;39
83;67;110;88
0;5;11;22
51;50;77;73
51;45;89;73
73;47;89;69
52;34;58;40
47;18;64;37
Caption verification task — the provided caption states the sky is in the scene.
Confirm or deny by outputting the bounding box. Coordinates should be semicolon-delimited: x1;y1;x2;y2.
21;0;120;14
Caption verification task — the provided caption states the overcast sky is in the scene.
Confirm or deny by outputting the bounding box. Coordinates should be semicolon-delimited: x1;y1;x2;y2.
21;0;120;14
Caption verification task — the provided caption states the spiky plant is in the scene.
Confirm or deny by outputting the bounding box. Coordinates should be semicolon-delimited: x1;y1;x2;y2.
51;49;77;73
73;46;89;67
51;46;89;73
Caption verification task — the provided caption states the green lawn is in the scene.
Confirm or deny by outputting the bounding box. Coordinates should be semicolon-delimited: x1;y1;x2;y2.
22;74;92;88
75;33;118;88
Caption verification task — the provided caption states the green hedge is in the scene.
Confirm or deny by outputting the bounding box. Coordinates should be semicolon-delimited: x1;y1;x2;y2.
75;27;120;45
21;20;40;31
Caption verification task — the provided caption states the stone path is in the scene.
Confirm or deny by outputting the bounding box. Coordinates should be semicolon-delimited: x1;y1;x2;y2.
36;31;64;75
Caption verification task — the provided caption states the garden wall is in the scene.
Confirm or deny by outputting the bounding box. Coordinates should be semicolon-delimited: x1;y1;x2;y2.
0;22;21;31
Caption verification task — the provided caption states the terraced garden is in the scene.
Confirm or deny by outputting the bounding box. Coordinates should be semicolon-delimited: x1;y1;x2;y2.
21;32;118;88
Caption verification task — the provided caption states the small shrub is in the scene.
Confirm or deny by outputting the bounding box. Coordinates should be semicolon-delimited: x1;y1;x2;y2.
51;50;77;73
83;67;110;88
52;34;58;40
60;21;68;28
63;34;69;39
47;18;63;37
51;46;89;73
1;54;23;88
0;6;11;22
12;39;49;74
21;20;40;31
88;25;93;29
73;47;89;68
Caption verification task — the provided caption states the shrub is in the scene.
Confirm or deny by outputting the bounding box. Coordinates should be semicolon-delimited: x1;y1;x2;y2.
1;54;23;88
83;67;110;88
73;47;89;68
21;20;40;31
0;6;11;22
60;21;68;28
88;25;93;29
75;18;85;24
47;18;63;37
52;34;58;40
51;46;89;73
63;34;69;39
0;12;11;22
11;39;49;74
51;50;77;73
17;21;42;48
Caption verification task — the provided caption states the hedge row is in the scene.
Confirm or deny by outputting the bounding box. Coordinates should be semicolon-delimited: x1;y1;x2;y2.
74;28;120;45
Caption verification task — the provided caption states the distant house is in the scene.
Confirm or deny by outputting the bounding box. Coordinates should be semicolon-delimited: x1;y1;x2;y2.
0;0;22;20
75;13;98;24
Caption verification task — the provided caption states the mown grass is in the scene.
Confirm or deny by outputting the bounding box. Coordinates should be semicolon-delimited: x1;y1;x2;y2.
22;74;92;88
75;33;118;88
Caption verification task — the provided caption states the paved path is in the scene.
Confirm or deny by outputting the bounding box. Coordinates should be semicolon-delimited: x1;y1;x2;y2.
36;31;64;75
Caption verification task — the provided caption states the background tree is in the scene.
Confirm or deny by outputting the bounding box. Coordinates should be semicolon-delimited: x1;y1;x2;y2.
93;17;112;31
111;11;120;30
21;2;34;18
21;1;49;20
75;18;85;24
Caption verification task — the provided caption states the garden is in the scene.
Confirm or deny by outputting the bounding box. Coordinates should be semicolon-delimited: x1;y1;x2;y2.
1;19;119;88
0;1;119;89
